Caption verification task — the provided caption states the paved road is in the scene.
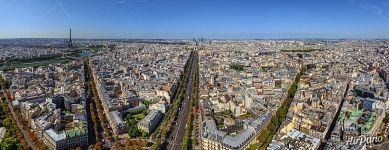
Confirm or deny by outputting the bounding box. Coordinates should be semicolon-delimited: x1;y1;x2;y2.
166;54;195;150
84;66;96;146
85;59;112;149
4;95;37;150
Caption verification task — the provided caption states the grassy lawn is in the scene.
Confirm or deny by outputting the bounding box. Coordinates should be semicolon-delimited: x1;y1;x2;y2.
230;64;245;72
125;109;148;138
247;143;259;150
1;58;70;71
132;113;145;121
239;112;254;119
214;110;234;129
215;110;233;116
142;100;152;109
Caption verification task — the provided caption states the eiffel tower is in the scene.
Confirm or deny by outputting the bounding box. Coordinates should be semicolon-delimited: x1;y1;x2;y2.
68;28;73;48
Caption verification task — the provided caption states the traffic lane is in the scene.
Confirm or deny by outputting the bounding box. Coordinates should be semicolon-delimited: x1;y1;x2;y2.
167;88;192;149
169;84;193;149
173;72;194;145
167;60;195;149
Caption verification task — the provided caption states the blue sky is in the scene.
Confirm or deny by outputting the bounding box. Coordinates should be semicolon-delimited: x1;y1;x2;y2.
1;0;389;39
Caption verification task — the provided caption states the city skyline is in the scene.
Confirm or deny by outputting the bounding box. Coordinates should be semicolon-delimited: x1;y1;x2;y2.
1;0;389;39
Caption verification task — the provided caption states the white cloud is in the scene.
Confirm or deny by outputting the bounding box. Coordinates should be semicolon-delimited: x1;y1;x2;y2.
116;0;127;4
348;0;389;20
44;0;72;19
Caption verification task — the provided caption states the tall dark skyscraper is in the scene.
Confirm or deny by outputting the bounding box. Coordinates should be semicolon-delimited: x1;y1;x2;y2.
68;28;73;47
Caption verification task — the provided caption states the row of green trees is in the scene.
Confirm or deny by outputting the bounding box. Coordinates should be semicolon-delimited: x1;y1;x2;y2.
182;50;200;150
84;59;112;148
85;59;102;143
0;99;26;150
254;67;304;150
14;105;47;149
125;110;147;138
0;77;10;90
112;138;148;150
1;54;66;72
151;50;195;149
230;63;245;72
2;75;48;149
191;50;201;147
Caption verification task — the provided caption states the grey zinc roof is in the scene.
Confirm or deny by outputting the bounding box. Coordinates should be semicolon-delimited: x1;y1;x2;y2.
110;111;124;124
45;129;66;141
203;112;271;149
222;127;255;148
